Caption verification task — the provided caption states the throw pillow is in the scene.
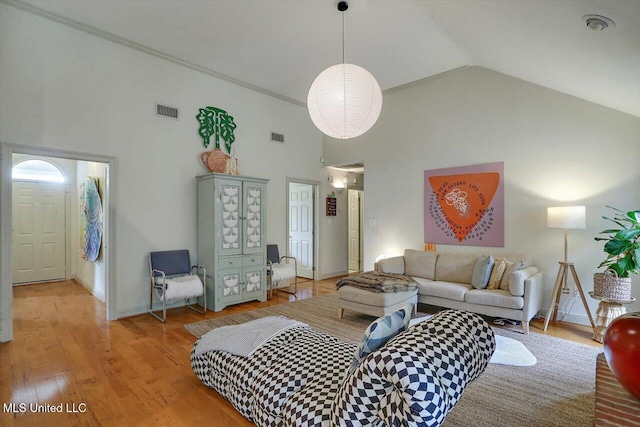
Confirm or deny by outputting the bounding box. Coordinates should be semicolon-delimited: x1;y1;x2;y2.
471;255;494;289
348;305;413;374
487;258;507;289
498;260;515;290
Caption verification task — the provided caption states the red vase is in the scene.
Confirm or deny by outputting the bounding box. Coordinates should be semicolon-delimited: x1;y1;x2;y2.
603;312;640;400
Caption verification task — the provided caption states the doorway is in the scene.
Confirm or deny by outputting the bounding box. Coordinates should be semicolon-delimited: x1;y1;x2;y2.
287;179;319;280
0;143;114;343
348;189;364;273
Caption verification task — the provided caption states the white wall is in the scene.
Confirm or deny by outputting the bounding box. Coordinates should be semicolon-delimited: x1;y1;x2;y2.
324;66;640;323
0;4;330;319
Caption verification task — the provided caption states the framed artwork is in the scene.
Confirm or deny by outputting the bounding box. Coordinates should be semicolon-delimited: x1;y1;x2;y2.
326;197;337;216
424;162;504;247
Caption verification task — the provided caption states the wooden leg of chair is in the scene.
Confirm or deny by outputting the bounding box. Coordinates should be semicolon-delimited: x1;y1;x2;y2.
522;320;530;335
338;308;344;319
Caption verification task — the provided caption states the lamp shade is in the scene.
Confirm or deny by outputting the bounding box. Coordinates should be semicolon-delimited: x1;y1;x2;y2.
547;206;586;229
307;63;382;139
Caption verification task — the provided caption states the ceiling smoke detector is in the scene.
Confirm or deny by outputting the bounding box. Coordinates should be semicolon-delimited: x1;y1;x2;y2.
582;15;615;31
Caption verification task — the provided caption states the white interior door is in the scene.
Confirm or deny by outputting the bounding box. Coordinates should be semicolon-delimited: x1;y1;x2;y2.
12;181;66;284
289;183;314;279
348;189;361;271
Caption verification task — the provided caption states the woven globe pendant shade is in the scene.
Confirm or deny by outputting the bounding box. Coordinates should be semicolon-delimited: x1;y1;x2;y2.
307;63;383;139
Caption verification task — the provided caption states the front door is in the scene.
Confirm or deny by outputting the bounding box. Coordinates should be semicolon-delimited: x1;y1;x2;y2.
289;183;314;279
12;181;66;284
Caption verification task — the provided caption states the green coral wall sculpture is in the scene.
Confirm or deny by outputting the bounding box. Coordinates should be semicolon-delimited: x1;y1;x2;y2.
196;106;237;153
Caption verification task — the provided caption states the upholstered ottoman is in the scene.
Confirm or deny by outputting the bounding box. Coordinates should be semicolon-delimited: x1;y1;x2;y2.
336;272;419;318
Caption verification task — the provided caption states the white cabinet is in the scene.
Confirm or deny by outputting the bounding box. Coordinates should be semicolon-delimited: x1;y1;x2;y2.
197;173;268;311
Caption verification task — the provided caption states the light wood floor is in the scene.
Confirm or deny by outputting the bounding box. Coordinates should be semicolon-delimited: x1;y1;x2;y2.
0;278;600;426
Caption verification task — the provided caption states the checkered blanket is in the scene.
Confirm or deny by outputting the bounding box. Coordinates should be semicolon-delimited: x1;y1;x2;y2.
334;271;418;293
191;310;495;427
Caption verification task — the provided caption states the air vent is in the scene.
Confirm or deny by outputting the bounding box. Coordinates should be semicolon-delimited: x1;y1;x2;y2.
327;161;365;173
271;132;285;143
156;103;179;119
330;162;364;170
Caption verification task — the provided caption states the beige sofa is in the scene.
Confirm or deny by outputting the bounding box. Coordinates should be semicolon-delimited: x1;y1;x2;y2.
376;250;544;334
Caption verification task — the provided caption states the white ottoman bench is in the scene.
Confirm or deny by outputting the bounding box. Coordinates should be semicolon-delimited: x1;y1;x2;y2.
338;286;418;318
336;272;419;318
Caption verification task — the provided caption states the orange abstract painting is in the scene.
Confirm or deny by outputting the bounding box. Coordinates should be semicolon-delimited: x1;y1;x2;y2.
424;163;504;247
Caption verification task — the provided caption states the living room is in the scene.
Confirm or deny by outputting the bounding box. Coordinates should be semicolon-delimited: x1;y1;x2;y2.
1;0;639;426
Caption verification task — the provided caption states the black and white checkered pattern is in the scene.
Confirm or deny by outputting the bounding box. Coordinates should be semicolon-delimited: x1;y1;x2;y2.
191;310;494;427
192;325;355;425
332;310;495;426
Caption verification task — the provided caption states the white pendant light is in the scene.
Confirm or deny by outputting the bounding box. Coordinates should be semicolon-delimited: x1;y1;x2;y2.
307;1;382;140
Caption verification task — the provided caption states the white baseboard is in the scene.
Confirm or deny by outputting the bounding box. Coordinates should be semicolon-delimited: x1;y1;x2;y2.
319;270;349;280
117;301;187;320
74;277;105;303
538;309;591;327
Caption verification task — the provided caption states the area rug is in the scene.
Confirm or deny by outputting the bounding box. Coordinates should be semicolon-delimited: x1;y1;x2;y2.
186;294;600;427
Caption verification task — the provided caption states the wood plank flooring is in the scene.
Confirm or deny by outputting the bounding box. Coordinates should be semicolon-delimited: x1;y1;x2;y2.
0;278;600;426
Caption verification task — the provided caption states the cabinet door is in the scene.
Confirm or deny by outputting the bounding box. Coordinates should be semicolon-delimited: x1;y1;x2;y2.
243;182;265;255
216;178;243;256
217;269;243;306
242;266;265;300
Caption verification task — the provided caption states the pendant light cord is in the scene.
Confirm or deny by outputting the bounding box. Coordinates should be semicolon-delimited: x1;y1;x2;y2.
342;10;345;64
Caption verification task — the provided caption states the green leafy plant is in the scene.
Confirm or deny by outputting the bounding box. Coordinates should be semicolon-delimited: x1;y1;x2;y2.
595;206;640;278
196;106;237;153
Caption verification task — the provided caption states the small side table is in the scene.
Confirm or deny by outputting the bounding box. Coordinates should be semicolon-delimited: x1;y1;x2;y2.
589;292;636;343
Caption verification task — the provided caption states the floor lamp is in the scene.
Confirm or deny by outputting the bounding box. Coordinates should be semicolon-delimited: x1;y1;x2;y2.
543;206;596;332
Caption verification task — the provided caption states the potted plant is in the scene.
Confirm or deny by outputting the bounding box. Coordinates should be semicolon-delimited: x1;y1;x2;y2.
594;206;640;400
593;206;640;300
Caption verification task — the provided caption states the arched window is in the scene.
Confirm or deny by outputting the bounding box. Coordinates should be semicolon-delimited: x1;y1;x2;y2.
12;159;65;183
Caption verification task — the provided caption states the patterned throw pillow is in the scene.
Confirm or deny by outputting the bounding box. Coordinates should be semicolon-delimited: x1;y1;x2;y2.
498;260;515;290
471;255;494;289
487;258;507;289
348;305;413;374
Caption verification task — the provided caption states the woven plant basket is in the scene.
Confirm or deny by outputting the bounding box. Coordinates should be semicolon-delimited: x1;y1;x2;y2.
593;270;632;301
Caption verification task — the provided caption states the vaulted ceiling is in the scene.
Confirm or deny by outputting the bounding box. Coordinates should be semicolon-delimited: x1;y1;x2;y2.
9;0;640;117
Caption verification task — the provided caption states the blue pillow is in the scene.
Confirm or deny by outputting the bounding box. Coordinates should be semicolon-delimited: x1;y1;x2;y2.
348;304;413;374
471;255;494;289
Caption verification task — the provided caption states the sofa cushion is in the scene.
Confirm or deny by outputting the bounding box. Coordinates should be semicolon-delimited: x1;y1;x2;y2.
435;253;478;283
404;249;438;280
414;277;471;302
509;266;539;296
376;255;405;274
465;289;525;309
348;305;412;374
471;255;494;289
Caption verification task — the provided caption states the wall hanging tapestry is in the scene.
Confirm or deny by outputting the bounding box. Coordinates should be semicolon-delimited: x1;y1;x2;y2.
196;106;238;174
79;177;103;262
424;162;504;247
